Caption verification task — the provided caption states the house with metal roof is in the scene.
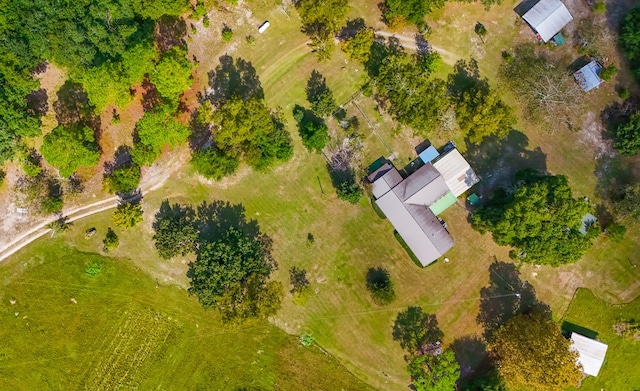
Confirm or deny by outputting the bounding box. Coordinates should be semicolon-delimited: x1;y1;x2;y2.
570;332;608;377
517;0;573;43
368;146;479;267
574;60;604;92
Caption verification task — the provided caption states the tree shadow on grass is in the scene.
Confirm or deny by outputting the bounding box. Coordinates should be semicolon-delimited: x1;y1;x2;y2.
54;81;100;132
306;70;331;105
594;154;636;203
26;88;48;116
338;17;366;39
452;335;488;380
156;15;187;53
477;260;550;339
447;59;488;98
196;200;261;243
207;55;264;104
464;130;547;199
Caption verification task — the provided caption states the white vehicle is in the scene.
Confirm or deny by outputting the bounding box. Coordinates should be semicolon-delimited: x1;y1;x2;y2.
258;21;270;33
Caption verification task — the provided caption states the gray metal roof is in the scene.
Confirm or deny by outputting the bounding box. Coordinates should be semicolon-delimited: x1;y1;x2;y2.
574;61;603;92
369;163;404;199
522;0;573;42
392;163;442;201
376;191;453;266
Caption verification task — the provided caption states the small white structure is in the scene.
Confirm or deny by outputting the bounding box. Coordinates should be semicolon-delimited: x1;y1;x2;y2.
258;21;270;34
574;61;604;92
520;0;573;42
433;149;480;197
570;332;608;377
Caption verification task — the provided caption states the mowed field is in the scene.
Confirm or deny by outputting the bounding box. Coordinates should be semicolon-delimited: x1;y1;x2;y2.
0;239;371;390
2;0;640;389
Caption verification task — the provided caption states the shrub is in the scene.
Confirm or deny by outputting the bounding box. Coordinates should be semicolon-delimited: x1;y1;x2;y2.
246;35;255;45
192;0;207;19
366;267;395;305
103;228;119;252
619;88;630;100
203;15;210;28
0;169;5;186
222;26;233;42
336;180;363;204
593;1;606;13
112;202;143;228
41;196;64;214
191;148;239;180
85;261;102;276
103;164;141;194
599;65;617;81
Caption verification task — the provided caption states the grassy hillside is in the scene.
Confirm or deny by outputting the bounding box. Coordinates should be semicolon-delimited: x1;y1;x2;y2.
0;239;371;390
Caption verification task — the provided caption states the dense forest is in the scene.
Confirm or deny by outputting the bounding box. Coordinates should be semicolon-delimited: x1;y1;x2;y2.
0;0;191;163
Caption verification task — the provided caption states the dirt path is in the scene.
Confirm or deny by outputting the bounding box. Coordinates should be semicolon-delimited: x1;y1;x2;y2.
375;31;461;65
0;147;190;263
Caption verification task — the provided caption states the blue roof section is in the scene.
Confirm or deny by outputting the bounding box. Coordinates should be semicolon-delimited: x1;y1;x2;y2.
579;213;597;235
574;61;603;92
419;146;440;164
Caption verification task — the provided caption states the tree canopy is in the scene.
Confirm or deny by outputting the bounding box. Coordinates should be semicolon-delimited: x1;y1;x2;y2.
212;96;293;171
340;27;375;63
499;44;583;129
374;46;448;135
382;0;446;27
41;124;101;177
613;111;640;156
103;163;141;194
472;171;593;265
620;8;640;80
295;0;350;60
152;200;199;259
408;349;460;391
187;227;282;323
0;0;190;164
132;105;190;166
393;306;444;354
149;47;193;109
488;311;582;391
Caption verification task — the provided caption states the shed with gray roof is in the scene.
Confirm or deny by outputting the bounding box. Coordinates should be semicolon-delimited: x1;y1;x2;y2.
518;0;573;42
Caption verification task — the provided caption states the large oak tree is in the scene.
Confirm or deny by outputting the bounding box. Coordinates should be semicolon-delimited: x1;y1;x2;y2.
488;311;582;391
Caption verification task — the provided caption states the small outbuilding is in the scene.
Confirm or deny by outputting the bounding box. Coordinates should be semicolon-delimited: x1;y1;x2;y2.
517;0;573;43
574;61;604;92
570;332;608;377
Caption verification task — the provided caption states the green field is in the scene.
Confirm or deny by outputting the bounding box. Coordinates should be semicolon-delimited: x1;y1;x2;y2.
563;288;640;390
0;239;371;390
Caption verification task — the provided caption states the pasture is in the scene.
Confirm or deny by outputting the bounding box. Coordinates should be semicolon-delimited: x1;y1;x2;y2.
0;239;370;390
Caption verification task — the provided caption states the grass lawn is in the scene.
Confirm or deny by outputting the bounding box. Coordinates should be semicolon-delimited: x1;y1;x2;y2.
562;288;640;391
0;238;371;390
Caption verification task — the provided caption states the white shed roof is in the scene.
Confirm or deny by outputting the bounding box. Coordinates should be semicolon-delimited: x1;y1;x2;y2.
432;149;480;197
570;333;608;377
522;0;573;42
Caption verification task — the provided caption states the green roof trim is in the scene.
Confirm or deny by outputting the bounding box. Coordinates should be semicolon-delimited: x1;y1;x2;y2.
429;192;457;216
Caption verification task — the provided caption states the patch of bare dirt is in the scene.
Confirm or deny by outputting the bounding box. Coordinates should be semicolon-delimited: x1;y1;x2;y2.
579;111;614;158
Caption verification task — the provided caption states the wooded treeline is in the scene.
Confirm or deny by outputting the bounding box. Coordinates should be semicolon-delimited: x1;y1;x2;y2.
0;0;191;163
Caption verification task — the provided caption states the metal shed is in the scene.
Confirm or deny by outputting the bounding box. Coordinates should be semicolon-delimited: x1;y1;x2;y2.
574;61;603;92
521;0;573;42
570;333;608;377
